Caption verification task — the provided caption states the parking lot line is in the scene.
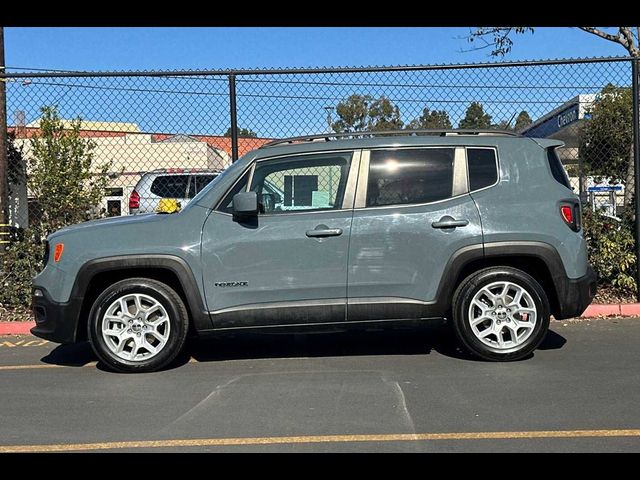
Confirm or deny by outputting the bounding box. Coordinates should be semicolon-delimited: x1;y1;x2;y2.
1;429;639;452
0;364;69;371
0;358;199;371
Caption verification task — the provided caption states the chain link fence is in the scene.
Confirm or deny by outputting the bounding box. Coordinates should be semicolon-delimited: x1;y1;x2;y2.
1;56;639;309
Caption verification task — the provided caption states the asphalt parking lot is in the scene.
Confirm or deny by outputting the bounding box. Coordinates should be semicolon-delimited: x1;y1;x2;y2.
1;318;639;452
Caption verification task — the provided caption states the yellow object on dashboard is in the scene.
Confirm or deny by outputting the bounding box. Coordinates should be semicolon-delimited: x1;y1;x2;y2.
156;198;181;214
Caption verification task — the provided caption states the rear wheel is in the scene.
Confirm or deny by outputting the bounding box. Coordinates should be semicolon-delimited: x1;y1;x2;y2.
452;267;550;361
88;278;189;373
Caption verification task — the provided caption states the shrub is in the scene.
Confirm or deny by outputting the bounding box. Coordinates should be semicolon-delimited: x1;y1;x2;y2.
582;208;636;294
0;229;46;307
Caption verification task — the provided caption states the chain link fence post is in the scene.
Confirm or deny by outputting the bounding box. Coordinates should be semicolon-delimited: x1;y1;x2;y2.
632;58;640;301
0;27;9;251
228;73;239;162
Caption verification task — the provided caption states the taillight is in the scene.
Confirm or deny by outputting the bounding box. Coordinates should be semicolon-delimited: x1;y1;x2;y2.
560;202;580;231
129;190;140;210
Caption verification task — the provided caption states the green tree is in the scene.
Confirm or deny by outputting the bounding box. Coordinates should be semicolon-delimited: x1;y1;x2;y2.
580;84;633;202
332;94;404;132
28;106;114;235
406;107;452;130
224;127;257;138
367;96;403;131
514;110;533;132
332;94;372;133
467;27;639;57
459;102;492;129
1;106;115;307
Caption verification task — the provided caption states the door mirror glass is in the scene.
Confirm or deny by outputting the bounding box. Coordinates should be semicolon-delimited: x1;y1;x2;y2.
232;191;258;217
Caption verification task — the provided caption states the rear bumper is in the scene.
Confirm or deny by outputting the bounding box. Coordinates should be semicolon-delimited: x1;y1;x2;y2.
554;266;597;320
31;288;82;344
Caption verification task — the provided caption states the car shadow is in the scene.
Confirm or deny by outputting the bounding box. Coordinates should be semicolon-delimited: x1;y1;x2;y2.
40;323;568;370
40;341;97;367
537;329;567;350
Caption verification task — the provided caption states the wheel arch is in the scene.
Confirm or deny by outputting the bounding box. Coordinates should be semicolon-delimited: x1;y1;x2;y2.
435;242;565;318
72;255;211;341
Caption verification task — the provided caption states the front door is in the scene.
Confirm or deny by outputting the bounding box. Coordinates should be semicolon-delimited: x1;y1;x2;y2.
347;146;483;321
201;150;359;328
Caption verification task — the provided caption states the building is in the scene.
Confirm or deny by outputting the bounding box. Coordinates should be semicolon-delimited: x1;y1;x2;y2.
520;94;624;216
519;94;595;165
7;120;272;226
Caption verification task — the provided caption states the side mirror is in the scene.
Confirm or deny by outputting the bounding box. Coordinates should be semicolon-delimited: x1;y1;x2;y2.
232;191;258;217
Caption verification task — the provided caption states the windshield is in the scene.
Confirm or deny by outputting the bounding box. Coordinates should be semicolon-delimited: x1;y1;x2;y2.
180;159;247;211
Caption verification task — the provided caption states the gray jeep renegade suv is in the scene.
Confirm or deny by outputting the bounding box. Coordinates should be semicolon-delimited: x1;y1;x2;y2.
31;130;596;372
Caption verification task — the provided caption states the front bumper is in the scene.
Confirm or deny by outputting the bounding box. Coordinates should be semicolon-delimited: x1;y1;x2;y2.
553;266;597;320
31;288;82;344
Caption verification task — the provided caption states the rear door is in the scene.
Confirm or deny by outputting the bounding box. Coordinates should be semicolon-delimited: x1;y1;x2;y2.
346;146;483;321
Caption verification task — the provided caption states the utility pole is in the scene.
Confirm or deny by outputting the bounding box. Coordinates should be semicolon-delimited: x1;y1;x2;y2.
0;27;9;250
324;106;334;133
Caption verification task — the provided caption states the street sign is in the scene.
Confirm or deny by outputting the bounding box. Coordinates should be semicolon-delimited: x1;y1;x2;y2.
587;185;623;192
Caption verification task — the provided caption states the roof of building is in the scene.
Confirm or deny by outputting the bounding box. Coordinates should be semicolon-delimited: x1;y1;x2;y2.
519;94;596;138
8;126;272;157
26;119;141;133
152;133;271;157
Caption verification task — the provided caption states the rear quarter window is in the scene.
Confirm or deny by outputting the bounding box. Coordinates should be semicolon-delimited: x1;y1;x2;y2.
546;148;572;189
467;148;498;191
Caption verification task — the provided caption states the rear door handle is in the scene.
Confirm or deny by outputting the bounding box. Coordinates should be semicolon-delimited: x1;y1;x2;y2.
306;225;343;238
432;216;469;229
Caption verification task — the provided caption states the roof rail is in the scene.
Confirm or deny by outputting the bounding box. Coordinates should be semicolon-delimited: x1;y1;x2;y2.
260;129;521;148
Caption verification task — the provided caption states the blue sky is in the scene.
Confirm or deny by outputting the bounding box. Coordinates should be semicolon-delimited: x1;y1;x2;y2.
3;28;632;138
4;27;628;71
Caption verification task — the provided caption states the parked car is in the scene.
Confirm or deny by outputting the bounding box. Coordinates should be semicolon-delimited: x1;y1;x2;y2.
32;130;596;372
129;169;222;214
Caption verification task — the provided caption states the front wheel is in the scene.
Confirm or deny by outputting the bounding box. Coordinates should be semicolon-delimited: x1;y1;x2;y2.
88;278;189;373
451;267;550;361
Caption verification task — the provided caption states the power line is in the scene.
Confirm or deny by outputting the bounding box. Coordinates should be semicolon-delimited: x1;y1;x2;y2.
16;80;591;106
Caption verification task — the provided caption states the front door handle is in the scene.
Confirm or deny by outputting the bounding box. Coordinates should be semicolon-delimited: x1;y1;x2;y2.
432;216;469;229
306;225;343;238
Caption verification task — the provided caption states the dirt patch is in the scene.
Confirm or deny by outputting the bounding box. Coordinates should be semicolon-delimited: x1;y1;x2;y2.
594;286;636;305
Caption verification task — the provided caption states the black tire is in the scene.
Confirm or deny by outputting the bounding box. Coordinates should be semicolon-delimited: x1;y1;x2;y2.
88;278;189;373
451;267;550;361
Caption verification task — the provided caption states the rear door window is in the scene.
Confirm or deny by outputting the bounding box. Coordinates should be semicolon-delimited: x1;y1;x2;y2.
366;148;455;207
150;175;189;198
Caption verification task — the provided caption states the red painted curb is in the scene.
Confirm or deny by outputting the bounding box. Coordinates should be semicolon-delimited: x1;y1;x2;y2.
580;303;640;317
581;304;621;317
0;321;35;335
619;304;640;316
